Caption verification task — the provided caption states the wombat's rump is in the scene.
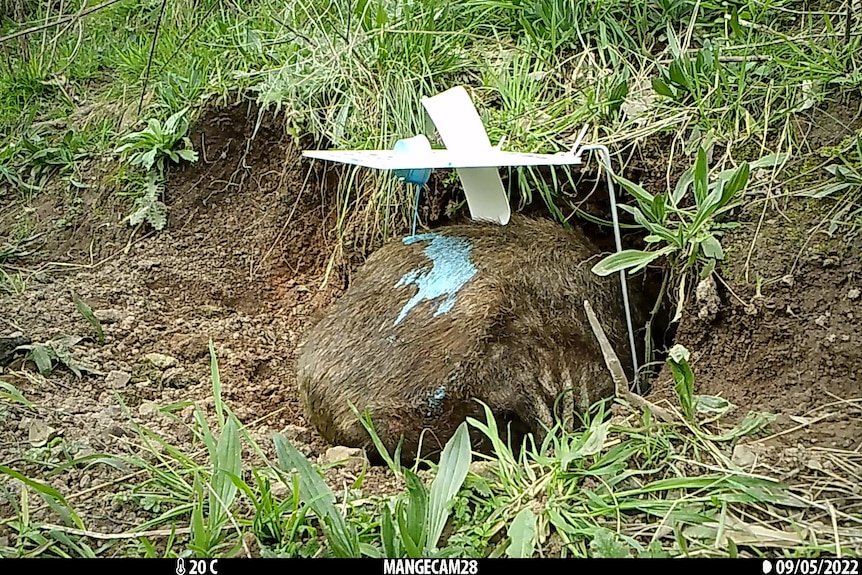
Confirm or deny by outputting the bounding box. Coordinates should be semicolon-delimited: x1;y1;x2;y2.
295;215;638;462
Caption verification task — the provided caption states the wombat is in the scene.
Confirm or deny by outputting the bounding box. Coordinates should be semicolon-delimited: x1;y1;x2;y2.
296;215;644;463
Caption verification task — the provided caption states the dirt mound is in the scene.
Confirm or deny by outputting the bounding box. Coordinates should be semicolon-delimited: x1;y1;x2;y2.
648;198;862;448
0;99;406;536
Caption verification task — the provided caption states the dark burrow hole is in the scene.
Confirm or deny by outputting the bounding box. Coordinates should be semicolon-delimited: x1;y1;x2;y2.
173;100;676;471
412;162;677;398
303;132;677;397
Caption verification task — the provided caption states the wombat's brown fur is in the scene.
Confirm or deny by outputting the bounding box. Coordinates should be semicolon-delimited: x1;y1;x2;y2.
296;215;643;463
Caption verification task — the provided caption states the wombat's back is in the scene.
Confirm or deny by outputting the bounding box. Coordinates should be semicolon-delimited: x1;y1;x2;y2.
296;215;637;461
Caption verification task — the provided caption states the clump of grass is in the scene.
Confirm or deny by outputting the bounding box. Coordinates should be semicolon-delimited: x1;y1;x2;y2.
2;337;858;559
1;0;860;248
795;133;862;234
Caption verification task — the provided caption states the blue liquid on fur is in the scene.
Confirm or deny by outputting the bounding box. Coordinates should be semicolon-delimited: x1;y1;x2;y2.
426;385;447;417
394;233;478;326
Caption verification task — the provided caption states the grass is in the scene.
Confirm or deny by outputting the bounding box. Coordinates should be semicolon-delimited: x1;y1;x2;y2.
0;0;861;561
0;0;860;236
1;342;859;558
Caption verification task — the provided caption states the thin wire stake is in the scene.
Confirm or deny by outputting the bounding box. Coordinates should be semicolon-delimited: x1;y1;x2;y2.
578;144;641;394
411;183;422;238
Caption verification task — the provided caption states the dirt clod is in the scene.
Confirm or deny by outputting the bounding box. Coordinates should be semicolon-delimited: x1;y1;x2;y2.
144;352;178;369
696;274;721;322
105;370;131;389
323;446;365;466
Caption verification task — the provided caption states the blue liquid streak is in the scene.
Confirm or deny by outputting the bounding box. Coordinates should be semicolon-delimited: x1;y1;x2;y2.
393;233;478;326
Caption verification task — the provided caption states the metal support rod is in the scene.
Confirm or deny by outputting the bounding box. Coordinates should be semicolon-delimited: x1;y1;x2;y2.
577;144;641;394
411;183;422;238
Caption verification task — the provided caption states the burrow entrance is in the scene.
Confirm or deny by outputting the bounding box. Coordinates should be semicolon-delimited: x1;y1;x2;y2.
1;98;677;478
162;99;676;405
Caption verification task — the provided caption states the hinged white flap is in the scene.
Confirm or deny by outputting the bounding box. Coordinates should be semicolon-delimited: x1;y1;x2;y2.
421;86;511;225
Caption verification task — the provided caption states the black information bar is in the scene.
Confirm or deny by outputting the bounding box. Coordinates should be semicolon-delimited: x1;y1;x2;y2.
0;557;857;574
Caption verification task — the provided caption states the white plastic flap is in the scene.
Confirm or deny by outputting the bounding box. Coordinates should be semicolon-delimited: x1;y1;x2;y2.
420;86;511;225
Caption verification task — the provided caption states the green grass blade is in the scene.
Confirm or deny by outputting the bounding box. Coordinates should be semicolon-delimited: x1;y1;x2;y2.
209;339;224;429
208;414;241;541
0;466;84;529
273;433;359;557
0;381;33;407
71;292;104;345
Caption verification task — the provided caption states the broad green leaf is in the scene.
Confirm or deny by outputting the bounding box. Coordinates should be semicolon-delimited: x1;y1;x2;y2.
651;77;675;97
145;118;163;137
694;179;725;229
140;148;158;171
729;6;743;38
209;415;241;537
360;543;382;558
612;173;654;207
694;395;733;415
750;153;789;170
547;508;576;536
190;473;207;552
798;181;852;198
700;235;724;260
721;162;750;207
669;59;689;88
375;1;388;26
273;433;359;557
30;345;54;375
591;247;674;277
355;0;371;30
401;469;428;557
706;411;776;441
617;204;678;244
396;498;422;558
165;107;190;135
426;421;472;551
505;508;537;558
666;22;682;59
575;418;612;458
176;149;198;163
381;503;401;558
826;164;862;183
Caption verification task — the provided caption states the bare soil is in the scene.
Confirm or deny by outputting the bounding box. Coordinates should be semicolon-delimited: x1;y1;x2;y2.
0;100;402;541
1;93;861;546
648;94;862;453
